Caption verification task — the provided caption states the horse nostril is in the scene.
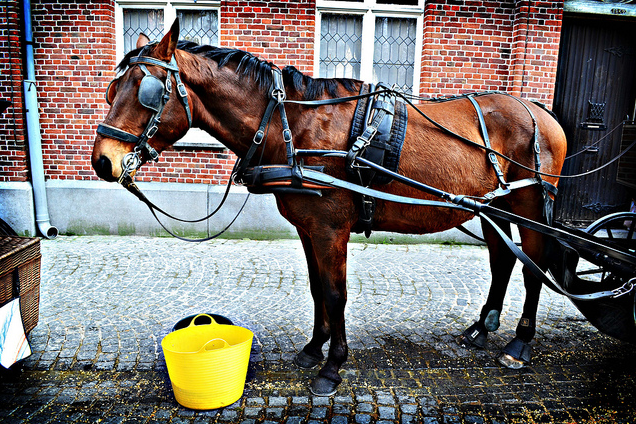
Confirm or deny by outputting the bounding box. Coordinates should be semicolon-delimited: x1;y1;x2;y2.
93;155;115;181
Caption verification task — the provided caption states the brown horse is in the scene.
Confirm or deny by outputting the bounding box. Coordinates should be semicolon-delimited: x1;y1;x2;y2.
92;20;567;396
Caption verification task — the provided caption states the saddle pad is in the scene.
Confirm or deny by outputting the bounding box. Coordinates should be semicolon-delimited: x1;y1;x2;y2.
348;84;408;185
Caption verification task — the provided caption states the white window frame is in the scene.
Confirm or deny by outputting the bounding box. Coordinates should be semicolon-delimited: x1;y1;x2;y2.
315;0;424;95
115;1;223;149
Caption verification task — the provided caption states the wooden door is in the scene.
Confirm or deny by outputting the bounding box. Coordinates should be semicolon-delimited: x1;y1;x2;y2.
553;15;636;226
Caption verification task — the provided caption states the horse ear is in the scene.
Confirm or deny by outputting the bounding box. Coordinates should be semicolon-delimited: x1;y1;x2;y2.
155;19;179;61
136;33;151;49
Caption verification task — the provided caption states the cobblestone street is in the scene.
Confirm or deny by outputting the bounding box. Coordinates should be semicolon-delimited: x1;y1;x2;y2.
1;236;635;423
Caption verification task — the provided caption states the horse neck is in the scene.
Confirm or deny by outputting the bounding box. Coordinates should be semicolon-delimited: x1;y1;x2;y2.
178;52;279;160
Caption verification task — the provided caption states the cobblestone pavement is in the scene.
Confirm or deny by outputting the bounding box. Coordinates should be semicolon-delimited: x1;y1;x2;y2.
1;236;635;424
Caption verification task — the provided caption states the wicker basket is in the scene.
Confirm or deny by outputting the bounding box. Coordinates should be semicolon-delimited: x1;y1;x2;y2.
0;237;41;334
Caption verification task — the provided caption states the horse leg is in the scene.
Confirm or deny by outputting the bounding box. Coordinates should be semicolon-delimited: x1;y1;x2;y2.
458;215;517;349
297;229;350;396
498;225;546;369
294;231;329;369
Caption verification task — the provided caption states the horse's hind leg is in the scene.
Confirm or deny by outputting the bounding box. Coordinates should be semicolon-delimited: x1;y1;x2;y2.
294;229;350;396
498;225;546;369
294;231;329;369
458;215;517;348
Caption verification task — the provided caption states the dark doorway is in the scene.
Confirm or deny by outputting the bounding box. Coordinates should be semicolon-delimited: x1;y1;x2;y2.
553;14;636;226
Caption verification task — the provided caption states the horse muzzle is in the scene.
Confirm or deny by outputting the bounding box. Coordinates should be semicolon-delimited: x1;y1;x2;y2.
93;155;117;182
92;148;142;185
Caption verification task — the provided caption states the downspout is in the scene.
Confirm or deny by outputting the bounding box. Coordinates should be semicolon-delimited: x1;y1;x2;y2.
22;0;57;239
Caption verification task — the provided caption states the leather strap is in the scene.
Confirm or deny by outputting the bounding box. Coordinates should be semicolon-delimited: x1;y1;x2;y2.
300;163;636;300
129;56;179;71
480;212;635;301
97;123;140;144
467;95;508;188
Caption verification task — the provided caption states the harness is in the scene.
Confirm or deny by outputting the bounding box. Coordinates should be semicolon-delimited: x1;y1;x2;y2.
96;56;636;302
345;83;408;236
97;49;192;186
466;93;557;224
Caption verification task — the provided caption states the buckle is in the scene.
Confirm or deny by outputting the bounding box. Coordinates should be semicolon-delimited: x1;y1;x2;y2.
165;76;172;93
283;129;292;143
253;130;265;145
147;125;158;139
272;89;286;103
147;145;160;162
177;82;188;98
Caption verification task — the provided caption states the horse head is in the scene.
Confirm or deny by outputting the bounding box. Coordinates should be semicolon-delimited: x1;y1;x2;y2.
92;19;192;183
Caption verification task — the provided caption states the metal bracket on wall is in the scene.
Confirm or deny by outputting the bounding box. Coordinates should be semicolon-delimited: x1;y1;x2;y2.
581;100;607;130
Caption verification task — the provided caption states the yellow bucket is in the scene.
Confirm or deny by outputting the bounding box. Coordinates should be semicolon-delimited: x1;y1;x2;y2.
161;314;253;410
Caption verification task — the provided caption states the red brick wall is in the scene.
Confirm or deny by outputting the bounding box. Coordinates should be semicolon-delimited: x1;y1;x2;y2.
2;1;562;186
421;0;562;105
30;0;116;181
508;1;563;105
221;0;316;73
0;1;27;182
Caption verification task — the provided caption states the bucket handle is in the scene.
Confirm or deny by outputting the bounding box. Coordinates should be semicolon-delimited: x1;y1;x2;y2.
200;338;229;352
188;314;219;328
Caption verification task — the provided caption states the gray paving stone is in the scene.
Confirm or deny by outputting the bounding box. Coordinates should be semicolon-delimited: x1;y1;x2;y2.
354;415;372;424
0;236;631;424
378;406;396;420
356;403;374;414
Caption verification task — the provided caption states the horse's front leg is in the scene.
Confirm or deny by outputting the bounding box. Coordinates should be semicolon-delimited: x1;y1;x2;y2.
294;231;329;369
295;228;350;396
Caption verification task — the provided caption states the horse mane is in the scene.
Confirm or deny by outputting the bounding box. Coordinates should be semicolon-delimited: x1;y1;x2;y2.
116;41;357;100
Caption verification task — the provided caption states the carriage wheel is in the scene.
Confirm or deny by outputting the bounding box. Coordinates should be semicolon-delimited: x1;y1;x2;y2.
571;212;636;342
576;212;636;282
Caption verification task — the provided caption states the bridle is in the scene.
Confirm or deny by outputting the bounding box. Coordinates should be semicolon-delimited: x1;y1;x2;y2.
96;48;192;186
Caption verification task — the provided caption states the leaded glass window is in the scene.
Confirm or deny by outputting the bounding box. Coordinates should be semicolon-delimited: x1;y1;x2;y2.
317;1;422;95
123;9;164;53
177;10;219;46
373;17;417;93
319;14;363;79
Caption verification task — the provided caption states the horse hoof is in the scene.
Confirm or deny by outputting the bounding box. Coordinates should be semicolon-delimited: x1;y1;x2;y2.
294;350;323;370
498;353;527;369
498;337;532;369
457;322;487;349
309;376;339;397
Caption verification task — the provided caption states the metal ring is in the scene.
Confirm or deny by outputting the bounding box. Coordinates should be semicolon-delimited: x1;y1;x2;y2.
122;151;142;174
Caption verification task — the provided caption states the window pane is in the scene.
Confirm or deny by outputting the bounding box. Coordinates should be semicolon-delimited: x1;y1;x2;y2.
177;10;219;46
123;9;164;54
319;14;362;79
373;17;416;94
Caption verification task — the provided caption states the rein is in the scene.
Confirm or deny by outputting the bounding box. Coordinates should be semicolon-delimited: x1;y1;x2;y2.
284;89;636;181
98;50;248;242
98;54;634;246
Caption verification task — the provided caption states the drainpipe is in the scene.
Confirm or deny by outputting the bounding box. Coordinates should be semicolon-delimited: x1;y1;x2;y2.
22;0;57;239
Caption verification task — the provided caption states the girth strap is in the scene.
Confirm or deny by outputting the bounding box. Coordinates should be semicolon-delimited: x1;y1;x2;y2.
346;83;399;237
346;83;397;179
